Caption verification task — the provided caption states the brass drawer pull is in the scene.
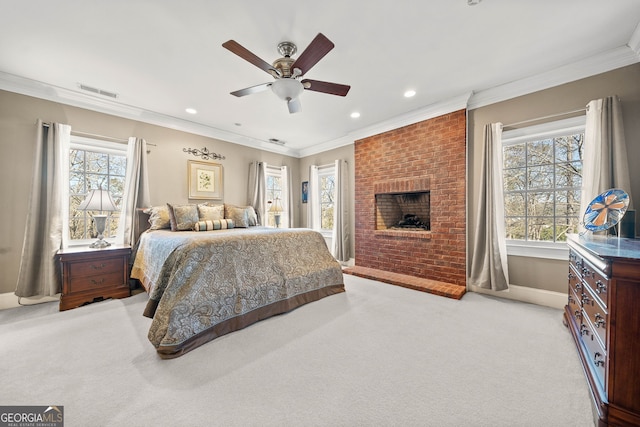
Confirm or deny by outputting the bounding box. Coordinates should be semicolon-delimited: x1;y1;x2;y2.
595;313;606;328
594;352;605;367
90;278;105;285
596;280;607;294
91;263;106;270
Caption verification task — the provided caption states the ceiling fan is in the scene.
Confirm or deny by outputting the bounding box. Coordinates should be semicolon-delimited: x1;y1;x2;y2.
222;33;350;114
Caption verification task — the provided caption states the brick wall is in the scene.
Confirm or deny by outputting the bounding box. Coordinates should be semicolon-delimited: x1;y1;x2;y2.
354;109;466;287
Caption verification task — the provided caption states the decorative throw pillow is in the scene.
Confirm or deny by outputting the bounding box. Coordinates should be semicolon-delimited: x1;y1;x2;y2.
224;204;251;228
144;205;171;230
198;203;224;221
193;219;235;231
167;203;199;231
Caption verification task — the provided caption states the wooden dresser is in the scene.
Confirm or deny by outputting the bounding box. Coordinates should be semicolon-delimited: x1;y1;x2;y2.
57;245;131;311
565;234;640;426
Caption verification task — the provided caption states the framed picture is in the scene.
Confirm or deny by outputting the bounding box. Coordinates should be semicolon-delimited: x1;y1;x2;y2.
302;181;308;203
188;160;223;200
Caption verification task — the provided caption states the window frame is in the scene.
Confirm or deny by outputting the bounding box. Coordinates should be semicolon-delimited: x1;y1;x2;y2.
68;136;127;246
317;164;336;237
502;116;585;260
265;165;288;228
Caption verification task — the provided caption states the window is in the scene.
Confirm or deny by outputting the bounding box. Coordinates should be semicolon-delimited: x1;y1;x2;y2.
318;165;336;231
265;165;288;227
502;117;584;258
68;136;127;243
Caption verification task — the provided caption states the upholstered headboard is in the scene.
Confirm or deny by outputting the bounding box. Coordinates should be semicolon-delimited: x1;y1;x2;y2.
134;208;151;244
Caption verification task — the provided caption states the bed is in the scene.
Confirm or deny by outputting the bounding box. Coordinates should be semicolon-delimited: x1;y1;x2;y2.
130;208;345;359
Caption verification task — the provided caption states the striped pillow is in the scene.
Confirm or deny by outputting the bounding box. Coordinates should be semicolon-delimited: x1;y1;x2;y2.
193;219;235;231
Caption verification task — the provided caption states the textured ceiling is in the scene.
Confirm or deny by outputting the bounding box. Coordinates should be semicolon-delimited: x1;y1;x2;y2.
1;0;639;156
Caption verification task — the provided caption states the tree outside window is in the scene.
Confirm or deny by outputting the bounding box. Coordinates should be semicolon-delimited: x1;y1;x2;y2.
266;172;283;227
503;130;583;243
69;145;126;241
320;172;335;231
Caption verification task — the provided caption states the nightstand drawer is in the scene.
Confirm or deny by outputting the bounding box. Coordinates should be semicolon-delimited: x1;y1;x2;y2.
68;270;125;293
67;257;122;278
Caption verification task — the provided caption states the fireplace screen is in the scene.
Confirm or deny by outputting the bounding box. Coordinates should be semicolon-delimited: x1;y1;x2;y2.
375;192;430;231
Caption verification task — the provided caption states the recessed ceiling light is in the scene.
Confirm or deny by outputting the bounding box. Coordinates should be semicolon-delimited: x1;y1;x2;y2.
350;112;361;119
185;108;197;114
404;90;416;98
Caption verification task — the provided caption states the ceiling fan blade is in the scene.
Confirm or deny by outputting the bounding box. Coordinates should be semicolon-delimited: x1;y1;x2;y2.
301;79;350;97
288;97;301;114
230;83;271;97
222;40;276;75
291;33;334;76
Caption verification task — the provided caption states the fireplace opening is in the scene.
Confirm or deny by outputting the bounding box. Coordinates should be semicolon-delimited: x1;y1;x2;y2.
375;191;430;231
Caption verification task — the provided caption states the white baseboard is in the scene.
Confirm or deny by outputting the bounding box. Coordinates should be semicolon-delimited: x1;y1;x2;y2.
0;292;59;310
468;284;567;310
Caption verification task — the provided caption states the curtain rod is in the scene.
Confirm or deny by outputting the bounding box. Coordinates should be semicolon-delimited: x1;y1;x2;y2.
502;108;586;130
41;122;156;146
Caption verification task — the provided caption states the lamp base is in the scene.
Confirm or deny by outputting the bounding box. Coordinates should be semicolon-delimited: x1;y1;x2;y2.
89;238;111;248
90;214;111;248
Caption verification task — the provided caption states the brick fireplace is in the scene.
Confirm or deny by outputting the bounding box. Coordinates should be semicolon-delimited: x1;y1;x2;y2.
345;109;466;299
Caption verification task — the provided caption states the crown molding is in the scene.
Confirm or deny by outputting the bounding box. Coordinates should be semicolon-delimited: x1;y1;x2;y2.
0;71;300;157
628;21;640;56
468;45;640;110
297;92;473;157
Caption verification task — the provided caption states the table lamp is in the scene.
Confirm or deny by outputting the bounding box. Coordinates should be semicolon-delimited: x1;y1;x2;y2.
269;198;283;228
78;188;118;248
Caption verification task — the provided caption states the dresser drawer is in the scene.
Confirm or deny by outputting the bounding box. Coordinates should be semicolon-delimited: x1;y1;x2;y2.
568;265;583;297
581;266;608;307
67;257;123;278
580;318;607;388
567;284;582;324
581;284;607;349
68;270;126;293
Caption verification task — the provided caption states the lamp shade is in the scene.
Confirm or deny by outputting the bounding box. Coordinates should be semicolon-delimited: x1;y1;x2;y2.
78;189;118;212
271;78;303;101
269;198;283;213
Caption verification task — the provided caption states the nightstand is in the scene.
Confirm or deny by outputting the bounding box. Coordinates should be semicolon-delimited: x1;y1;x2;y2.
57;245;131;311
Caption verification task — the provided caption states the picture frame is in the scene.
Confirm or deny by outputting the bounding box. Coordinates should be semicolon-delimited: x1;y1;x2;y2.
302;181;308;203
188;160;223;200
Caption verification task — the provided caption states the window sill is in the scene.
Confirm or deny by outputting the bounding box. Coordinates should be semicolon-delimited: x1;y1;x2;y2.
506;241;569;260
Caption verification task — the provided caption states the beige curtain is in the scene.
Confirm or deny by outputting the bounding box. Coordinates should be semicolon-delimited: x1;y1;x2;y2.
580;96;633;231
469;123;509;291
116;137;151;246
248;162;267;226
331;159;350;262
307;165;321;230
15;121;71;298
281;165;293;228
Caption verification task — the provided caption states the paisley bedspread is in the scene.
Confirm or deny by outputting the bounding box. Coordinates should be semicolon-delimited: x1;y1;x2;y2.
130;227;345;358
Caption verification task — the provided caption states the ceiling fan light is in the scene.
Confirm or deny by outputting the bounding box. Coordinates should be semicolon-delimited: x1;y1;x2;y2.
271;78;304;101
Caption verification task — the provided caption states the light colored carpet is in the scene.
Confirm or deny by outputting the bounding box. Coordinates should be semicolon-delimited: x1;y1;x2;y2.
0;275;593;427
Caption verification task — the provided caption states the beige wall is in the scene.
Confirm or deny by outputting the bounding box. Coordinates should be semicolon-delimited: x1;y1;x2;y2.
0;90;300;294
298;144;355;258
3;62;638;297
468;63;640;293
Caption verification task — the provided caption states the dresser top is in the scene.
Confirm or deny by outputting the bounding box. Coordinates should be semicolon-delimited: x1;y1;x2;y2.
568;234;640;261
